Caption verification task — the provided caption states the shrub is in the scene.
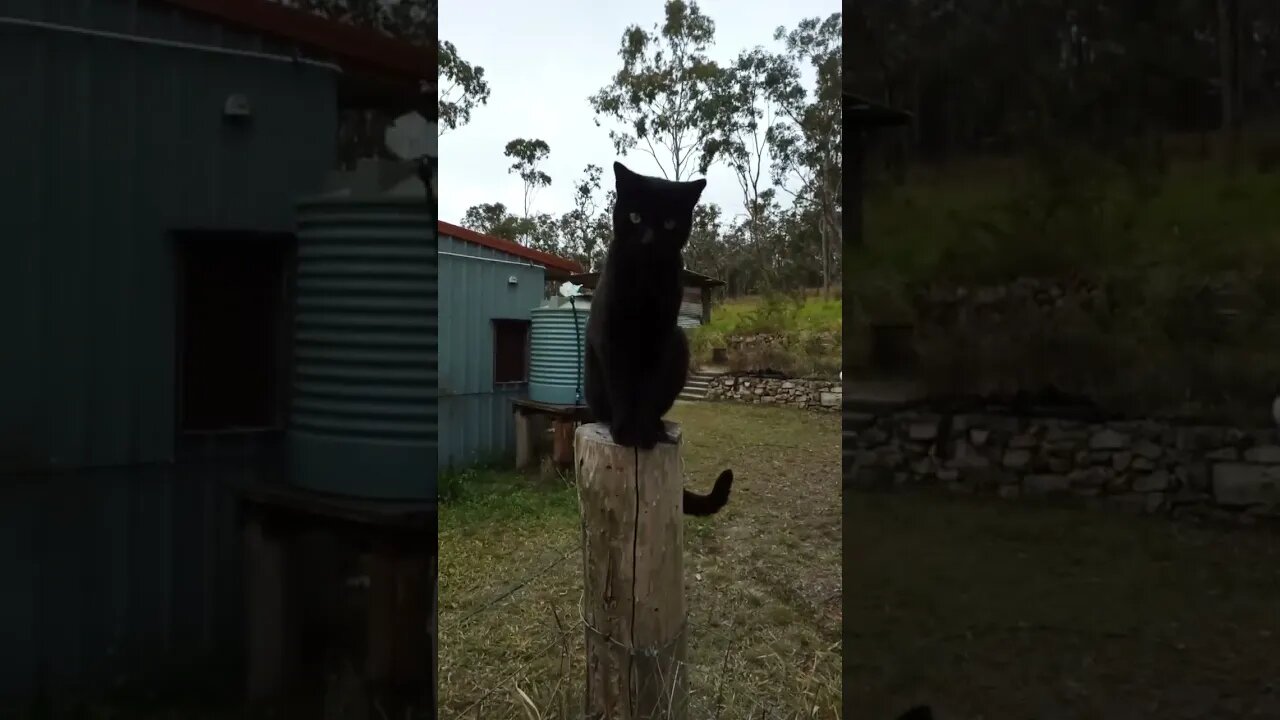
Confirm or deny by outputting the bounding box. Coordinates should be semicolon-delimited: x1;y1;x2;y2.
691;293;842;377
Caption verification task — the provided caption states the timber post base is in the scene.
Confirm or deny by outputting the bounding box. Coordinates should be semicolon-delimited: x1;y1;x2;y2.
575;422;688;720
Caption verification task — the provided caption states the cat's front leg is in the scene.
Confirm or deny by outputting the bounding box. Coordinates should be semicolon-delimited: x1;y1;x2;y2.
609;414;646;449
632;332;687;448
630;420;666;450
604;377;645;448
583;343;612;424
631;405;674;449
648;417;677;445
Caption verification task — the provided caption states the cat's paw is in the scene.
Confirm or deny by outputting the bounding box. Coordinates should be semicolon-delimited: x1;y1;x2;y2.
609;422;641;449
635;425;668;450
646;418;675;445
653;431;677;445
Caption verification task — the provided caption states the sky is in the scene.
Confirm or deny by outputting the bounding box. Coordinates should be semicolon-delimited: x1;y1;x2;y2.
438;0;839;227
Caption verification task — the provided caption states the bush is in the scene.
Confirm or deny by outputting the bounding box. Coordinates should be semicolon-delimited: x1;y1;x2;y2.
689;293;842;377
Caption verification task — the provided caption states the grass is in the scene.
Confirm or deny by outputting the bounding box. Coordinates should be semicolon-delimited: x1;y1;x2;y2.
6;698;300;719
847;490;1280;719
438;401;841;719
858;148;1280;286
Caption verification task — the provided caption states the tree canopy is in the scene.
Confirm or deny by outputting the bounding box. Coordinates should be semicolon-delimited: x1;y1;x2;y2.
451;1;844;297
848;0;1280;163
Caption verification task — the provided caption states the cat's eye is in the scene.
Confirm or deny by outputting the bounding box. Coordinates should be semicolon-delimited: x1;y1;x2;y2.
628;212;642;224
662;219;676;230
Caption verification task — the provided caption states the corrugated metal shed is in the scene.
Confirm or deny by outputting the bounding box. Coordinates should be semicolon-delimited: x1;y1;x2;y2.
437;231;546;470
0;458;251;701
0;0;348;703
677;314;701;330
0;0;337;472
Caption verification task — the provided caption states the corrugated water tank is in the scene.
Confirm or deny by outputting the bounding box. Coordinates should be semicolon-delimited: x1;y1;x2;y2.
289;197;436;500
527;298;591;406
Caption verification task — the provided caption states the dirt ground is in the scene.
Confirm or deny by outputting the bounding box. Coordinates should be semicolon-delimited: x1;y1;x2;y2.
847;490;1280;719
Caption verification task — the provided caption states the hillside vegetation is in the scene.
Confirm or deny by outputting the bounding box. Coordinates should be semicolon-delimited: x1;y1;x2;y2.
850;136;1280;423
691;292;842;378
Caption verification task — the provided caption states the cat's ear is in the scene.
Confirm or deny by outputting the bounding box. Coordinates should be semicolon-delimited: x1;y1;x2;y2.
688;178;707;198
613;162;634;186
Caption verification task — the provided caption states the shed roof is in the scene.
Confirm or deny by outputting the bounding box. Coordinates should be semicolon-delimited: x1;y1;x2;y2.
567;268;726;289
438;221;583;275
156;0;432;108
845;92;911;129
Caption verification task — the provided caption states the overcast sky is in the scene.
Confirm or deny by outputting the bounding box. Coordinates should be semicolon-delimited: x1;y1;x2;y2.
438;0;839;226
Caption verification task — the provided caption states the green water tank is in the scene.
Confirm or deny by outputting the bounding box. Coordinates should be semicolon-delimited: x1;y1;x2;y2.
289;197;436;500
527;299;591;406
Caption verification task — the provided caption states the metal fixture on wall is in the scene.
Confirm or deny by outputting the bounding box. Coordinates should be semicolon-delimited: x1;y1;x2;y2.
223;93;252;119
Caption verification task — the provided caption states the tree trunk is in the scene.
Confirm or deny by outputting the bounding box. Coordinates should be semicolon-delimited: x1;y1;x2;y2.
848;131;865;251
820;215;830;299
1218;0;1242;175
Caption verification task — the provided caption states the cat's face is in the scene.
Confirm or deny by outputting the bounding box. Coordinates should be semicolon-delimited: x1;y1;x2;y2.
611;161;706;254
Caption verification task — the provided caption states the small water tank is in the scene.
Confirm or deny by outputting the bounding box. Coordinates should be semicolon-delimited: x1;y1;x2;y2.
528;298;591;406
290;197;437;500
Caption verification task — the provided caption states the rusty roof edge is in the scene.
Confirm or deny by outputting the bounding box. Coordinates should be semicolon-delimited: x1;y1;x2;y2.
438;220;583;274
566;268;727;289
156;0;434;82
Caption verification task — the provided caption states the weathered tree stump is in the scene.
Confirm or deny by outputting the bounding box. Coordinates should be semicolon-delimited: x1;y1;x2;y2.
575;422;688;720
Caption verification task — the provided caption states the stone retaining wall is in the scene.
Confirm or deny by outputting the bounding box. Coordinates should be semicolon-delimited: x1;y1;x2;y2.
706;375;842;412
725;331;841;353
846;408;1280;524
913;277;1108;326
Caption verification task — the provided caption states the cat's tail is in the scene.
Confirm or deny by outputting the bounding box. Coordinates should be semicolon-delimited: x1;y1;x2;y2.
683;469;734;516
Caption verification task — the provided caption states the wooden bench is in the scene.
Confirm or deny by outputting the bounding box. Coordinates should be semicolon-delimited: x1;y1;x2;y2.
240;483;435;718
512;397;594;469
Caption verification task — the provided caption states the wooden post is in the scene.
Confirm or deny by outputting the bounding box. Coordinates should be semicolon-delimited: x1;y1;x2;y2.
515;409;534;469
516;409;551;470
365;551;432;715
552;419;576;467
244;513;286;700
429;554;438;713
575;422;687;720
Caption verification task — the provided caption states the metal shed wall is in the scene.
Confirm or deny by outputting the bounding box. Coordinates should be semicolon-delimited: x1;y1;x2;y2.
0;459;250;701
437;232;545;471
0;0;338;473
0;0;339;702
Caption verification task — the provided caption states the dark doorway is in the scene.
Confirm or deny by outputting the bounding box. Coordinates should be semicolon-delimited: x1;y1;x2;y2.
176;231;295;432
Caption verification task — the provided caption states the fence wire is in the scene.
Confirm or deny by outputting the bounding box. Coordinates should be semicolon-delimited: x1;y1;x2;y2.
437;512;817;718
439;544;747;720
447;540;580;630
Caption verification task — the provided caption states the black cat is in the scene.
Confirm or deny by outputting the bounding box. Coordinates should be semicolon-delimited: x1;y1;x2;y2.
583;162;733;516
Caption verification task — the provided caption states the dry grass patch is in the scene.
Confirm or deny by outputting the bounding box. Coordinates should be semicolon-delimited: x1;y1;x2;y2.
439;402;841;719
